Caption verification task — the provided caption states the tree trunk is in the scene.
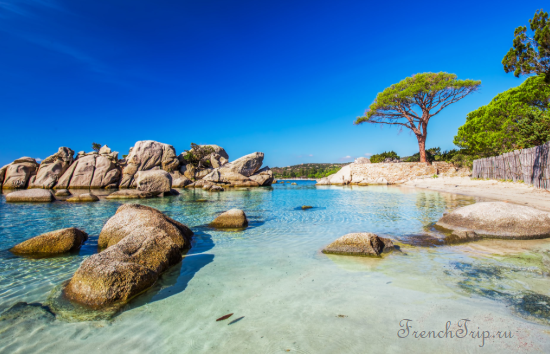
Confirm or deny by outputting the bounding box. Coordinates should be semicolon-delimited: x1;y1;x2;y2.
417;134;427;163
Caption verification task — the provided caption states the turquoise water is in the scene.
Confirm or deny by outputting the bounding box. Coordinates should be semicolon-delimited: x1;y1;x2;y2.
1;181;550;353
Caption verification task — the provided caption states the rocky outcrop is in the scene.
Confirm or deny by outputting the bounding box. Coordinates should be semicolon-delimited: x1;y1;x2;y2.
5;189;54;202
436;202;550;239
322;233;394;256
29;147;75;189
249;166;274;186
55;148;121;189
66;193;99;202
10;228;88;255
120;141;179;188
327;164;352;185
210;209;248;228
135;170;172;193
354;157;371;164
219;152;263;177
64;204;193;308
1;157;40;189
106;190;160;199
170;171;192;188
55;189;71;197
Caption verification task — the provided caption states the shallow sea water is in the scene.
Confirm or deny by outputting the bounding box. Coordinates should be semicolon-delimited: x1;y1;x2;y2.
1;181;550;353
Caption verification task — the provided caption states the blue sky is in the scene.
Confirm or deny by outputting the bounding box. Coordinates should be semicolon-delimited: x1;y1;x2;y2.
0;0;542;167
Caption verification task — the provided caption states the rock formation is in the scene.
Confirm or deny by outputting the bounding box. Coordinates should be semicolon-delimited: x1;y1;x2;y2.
135;170;172;193
5;189;54;202
210;209;248;228
10;228;88;255
55;146;120;189
322;233;394;256
120;141;179;188
66;193;99;202
64;204;193;308
436;202;550;239
105;190;160;199
29;147;75;189
1;157;40;189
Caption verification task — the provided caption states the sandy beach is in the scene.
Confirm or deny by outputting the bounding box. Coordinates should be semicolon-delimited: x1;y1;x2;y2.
404;176;550;211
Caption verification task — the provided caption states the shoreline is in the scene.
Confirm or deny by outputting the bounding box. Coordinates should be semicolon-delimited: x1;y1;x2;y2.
403;176;550;212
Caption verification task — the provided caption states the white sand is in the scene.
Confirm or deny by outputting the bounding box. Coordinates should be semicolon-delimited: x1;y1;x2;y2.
404;176;550;211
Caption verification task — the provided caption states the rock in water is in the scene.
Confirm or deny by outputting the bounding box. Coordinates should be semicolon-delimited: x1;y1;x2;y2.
65;204;193;308
106;190;160;199
5;189;54;202
29;147;75;189
302;206;313;210
249;166;274;186
55;189;71;197
210;209;248;228
66;193;99;202
10;228;88;255
436;202;550;239
322;233;394;256
210;185;225;191
135;170;172;193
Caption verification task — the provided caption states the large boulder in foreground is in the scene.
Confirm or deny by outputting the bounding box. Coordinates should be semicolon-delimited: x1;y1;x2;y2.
64;204;193;308
1;157;40;189
29;147;74;189
322;233;394;256
6;189;54;202
135;170;172;193
210;209;248;228
436;202;550;239
119;141;179;188
10;228;88;255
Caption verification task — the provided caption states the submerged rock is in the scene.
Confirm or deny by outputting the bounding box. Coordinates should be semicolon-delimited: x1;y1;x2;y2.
211;209;248;228
66;193;99;202
105;190;160;199
302;205;313;210
322;233;394;256
10;228;88;255
210;185;224;191
436;202;550;239
446;230;480;244
5;189;54;202
0;302;55;323
64;204;193;308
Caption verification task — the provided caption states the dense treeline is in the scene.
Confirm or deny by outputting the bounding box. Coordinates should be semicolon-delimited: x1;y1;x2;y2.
272;163;346;178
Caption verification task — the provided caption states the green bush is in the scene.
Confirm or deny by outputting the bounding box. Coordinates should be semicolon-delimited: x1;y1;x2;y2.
370;151;400;163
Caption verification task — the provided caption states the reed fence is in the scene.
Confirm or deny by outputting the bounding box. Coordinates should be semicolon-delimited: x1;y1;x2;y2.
472;141;550;189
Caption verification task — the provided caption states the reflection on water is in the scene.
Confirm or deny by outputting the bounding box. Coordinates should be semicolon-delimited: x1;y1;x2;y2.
1;181;550;353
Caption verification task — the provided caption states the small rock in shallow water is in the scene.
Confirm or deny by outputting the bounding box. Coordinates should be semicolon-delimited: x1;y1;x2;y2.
0;302;55;323
322;233;394;256
55;189;71;197
106;190;160;199
10;227;88;255
66;193;99;202
211;209;248;229
216;313;233;321
301;206;313;210
446;230;479;244
5;189;54;202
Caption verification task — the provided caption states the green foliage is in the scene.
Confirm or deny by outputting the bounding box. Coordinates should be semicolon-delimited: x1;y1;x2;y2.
92;142;101;152
355;72;480;162
454;75;550;157
122;154;128;159
273;163;345;178
449;153;475;169
403;147;441;162
502;9;550;82
182;143;215;168
370;151;400;163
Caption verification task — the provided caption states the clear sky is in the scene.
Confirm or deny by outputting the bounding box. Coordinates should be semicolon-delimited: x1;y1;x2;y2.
0;0;542;167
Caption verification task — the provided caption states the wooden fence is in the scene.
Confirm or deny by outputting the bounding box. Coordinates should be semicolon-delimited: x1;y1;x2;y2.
472;141;550;189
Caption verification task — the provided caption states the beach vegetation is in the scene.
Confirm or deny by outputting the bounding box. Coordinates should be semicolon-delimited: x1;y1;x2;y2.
182;143;215;168
502;9;550;83
370;151;400;163
355;72;480;162
92;142;101;152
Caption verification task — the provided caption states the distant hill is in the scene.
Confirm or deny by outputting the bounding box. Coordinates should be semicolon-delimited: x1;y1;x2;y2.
272;163;347;179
